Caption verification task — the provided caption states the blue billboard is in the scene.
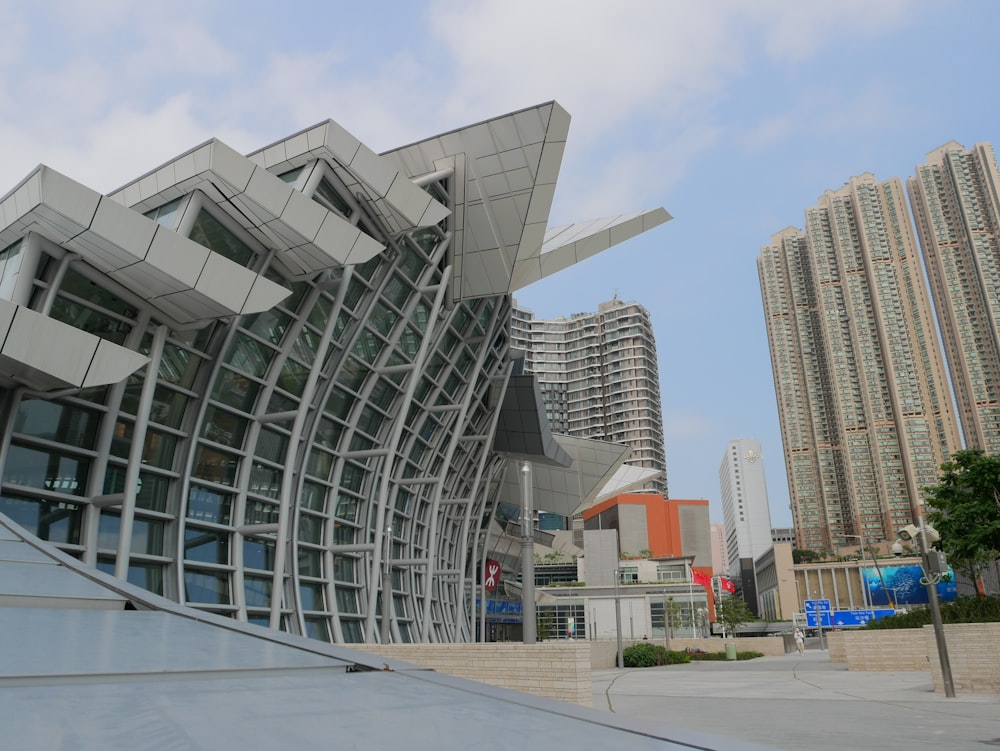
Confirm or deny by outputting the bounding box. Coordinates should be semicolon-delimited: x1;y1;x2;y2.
861;565;957;606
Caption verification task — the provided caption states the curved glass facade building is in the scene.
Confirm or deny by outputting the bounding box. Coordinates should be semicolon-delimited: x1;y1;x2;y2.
0;102;668;643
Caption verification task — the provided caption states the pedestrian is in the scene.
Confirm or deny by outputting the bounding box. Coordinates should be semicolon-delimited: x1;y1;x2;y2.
794;628;805;654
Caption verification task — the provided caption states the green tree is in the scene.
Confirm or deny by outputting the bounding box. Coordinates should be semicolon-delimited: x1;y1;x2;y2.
924;449;1000;595
714;596;756;637
792;549;821;564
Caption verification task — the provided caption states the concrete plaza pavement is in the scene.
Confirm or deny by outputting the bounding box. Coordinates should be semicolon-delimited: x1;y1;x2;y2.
592;648;1000;750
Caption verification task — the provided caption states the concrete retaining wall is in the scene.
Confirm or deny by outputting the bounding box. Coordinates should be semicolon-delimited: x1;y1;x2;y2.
353;642;592;706
829;622;1000;693
926;623;1000;693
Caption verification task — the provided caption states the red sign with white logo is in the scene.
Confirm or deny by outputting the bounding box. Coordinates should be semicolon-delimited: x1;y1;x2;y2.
484;560;501;591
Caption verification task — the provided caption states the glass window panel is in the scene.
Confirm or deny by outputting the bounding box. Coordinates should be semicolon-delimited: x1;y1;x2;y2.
307;293;332;330
356;406;384;438
255;429;287;463
184;569;230;605
136;473;170;513
243;539;275;571
188;209;255;265
313;178;352;216
300;582;324;611
333;524;355;545
127;562;164;595
244;575;272;607
397;245;424;281
368;379;396;411
300;482;326;512
277;166;304;185
299;514;322;545
142;430;178;470
211;369;261;412
13;400;100;447
369;303;398;337
184;527;229;564
59;269;138;319
277;358;309;395
245;499;278;525
187;486;232;525
340;464;364;493
144;196;184;228
249;462;281;500
291;327;320;363
335;587;359;614
342;278;365;311
201;407;249;448
341;619;363;643
159;343;202;388
49;296;131;345
338;358;368;392
352;330;383;364
132;517;165;556
226;333;275;378
382;276;409;309
304;616;331;642
326;388;354;420
110;420;133;460
3;444;89;496
298;547;322;577
192;445;239;486
98;512;120;549
333;555;356;583
314;417;344;452
334;495;359;522
0;495;82;544
243;309;291;346
306;449;332;480
120;375;143;416
148;385;188;429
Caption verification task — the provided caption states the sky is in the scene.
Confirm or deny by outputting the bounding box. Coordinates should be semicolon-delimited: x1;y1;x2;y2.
2;0;1000;526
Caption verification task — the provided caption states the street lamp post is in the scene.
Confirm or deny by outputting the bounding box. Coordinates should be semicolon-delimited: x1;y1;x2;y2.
613;568;624;669
899;522;955;698
520;461;536;644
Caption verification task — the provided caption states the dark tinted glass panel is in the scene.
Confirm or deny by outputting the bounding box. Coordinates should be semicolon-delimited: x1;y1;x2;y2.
314;178;352;216
226;334;275;378
249;463;281;500
300;583;324;611
184;570;230;604
211;369;261;412
245;575;271;607
127;563;164;595
49;297;131;344
142;430;177;470
187;486;232;524
300;482;326;512
0;495;82;544
188;209;255;265
14;400;100;447
201;407;249;448
255;429;287;463
149;386;188;429
192;446;238;485
245;499;278;525
244;309;291;346
184;527;229;564
3;444;89;496
159;344;202;389
243;539;275;571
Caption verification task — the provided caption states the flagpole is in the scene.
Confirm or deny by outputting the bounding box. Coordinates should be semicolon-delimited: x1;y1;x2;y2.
688;561;696;638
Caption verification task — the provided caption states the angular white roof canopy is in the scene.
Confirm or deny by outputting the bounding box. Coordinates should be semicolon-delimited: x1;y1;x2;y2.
0;166;290;324
110;140;385;275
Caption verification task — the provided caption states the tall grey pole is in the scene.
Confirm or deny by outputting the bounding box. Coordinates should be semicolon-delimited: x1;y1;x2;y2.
380;524;392;643
520;461;536;644
614;568;624;668
918;524;955;697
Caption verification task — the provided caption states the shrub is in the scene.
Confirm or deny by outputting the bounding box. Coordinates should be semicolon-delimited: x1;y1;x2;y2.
864;595;1000;629
688;650;764;661
621;643;691;667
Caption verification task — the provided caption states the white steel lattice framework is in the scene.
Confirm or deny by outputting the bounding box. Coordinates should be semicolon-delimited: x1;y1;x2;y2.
0;102;669;643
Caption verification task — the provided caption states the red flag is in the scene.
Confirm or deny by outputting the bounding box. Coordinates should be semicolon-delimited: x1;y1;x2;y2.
720;576;736;594
692;569;712;587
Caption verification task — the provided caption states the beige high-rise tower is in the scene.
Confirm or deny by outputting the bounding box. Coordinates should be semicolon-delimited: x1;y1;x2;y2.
759;174;960;553
908;142;1000;454
512;296;667;494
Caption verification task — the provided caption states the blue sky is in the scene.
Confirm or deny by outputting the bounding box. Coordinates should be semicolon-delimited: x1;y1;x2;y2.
2;0;999;526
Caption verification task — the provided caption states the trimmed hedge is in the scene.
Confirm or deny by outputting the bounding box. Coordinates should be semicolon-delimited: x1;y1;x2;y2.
688;650;764;661
864;595;1000;629
621;643;691;667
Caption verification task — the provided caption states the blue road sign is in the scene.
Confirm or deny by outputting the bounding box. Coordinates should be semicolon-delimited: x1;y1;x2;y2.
831;609;894;627
804;599;832;627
